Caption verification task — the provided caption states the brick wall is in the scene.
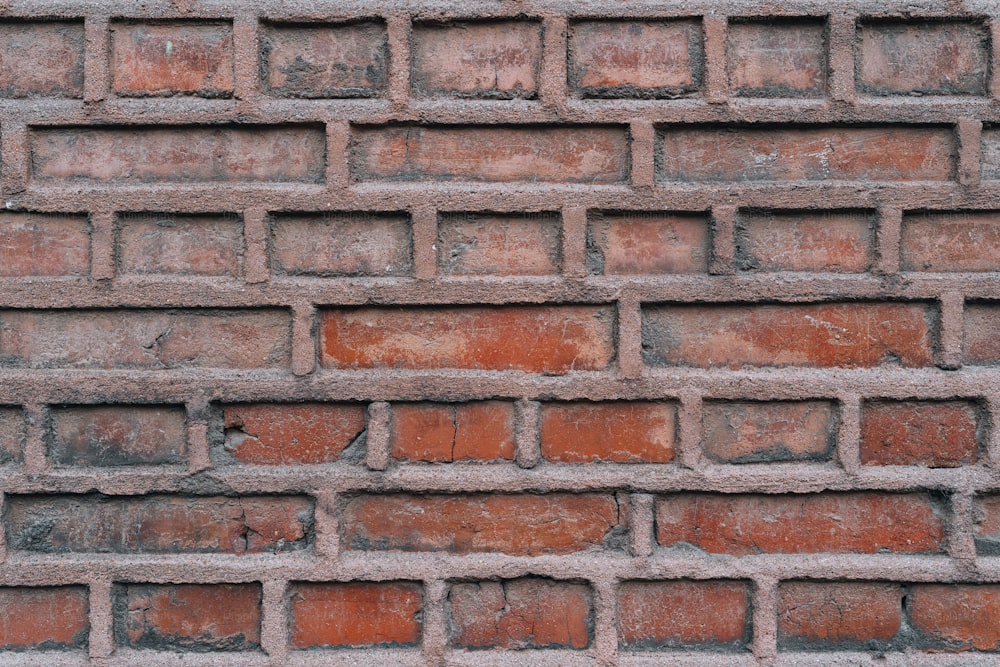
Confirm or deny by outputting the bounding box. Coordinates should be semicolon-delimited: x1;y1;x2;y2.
0;1;999;665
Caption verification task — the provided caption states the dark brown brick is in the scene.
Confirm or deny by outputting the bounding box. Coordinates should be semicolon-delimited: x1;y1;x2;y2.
701;400;835;463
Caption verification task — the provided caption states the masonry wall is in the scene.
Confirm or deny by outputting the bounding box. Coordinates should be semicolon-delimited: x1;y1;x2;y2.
0;0;999;665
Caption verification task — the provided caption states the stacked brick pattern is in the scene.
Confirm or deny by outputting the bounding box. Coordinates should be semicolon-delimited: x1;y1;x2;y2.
0;1;999;665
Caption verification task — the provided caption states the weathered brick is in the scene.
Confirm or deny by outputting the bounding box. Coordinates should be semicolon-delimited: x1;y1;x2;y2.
728;20;826;98
261;21;386;98
48;404;187;467
618;580;749;650
320;305;615;373
656;493;946;555
390;401;514;462
5;494;313;554
111;21;234;97
438;212;561;276
736;211;874;273
642;303;934;369
449;579;592;649
902;212;1000;272
0;407;24;464
412;21;541;99
657;126;955;182
964;303;1000;366
569;20;702;98
857;21;989;96
117;583;260;651
0;587;89;650
117;214;243;277
289;582;422;649
341;493;621;555
0;309;291;369
222;403;366;465
701;400;835;464
350;125;630;183
0;213;90;277
31;125;326;184
982;129;1000;181
909;584;1000;651
269;213;412;277
973;495;1000;555
0;21;84;98
587;211;709;275
778;582;902;650
540;401;676;463
861;400;979;467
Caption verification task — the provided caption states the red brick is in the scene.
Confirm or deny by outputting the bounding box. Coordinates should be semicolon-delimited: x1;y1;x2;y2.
261;21;386;98
350;125;629;183
973;495;1000;555
857;21;989;96
270;213;412;277
618;580;749;649
49;404;187;467
540;401;676;463
642;302;934;369
861;400;979;467
289;582;422;648
5;494;313;554
438;212;561;276
901;212;1000;272
587;212;709;275
0;407;23;464
320;305;615;373
657;127;955;182
31;125;326;184
778;582;902;649
0;213;90;277
701;400;835;464
727;20;826;97
449;579;592;649
341;493;620;555
736;211;874;273
983;130;1000;181
223;403;366;465
0;309;290;369
656;492;945;555
569;20;702;98
965;304;1000;366
119;583;260;651
390;401;514;462
0;22;84;98
0;587;89;650
412;21;541;99
117;214;243;277
909;584;1000;651
111;22;234;97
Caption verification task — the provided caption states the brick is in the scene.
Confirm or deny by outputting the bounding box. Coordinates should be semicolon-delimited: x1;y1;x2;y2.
587;211;709;275
778;582;902;650
48;405;187;467
0;587;89;650
0;21;84;98
857;21;989;96
569;20;702;98
728;20;826;97
320;305;615;373
701;400;835;464
902;212;1000;272
350;125;629;183
973;495;1000;555
411;21;541;99
5;494;313;554
117;214;243;277
861;400;979;467
289;582;422;648
438;212;561;276
0;308;291;369
449;579;592;650
642;302;934;369
261;21;386;98
110;21;234;97
618;580;749;650
965;303;1000;365
982;130;1000;181
0;407;23;464
657;126;955;182
117;583;260;651
31;125;326;184
222;403;366;465
657;492;945;555
540;401;676;463
0;213;90;277
736;211;874;273
270;213;412;277
909;584;1000;651
390;401;514;462
341;493;621;555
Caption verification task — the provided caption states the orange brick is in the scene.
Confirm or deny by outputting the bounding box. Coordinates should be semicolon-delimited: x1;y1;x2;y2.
0;587;89;649
861;400;979;467
390;401;515;462
540;401;676;463
736;211;874;273
618;581;749;649
909;584;1000;651
778;582;902;649
111;22;233;97
901;212;1000;272
290;582;422;648
223;403;367;465
587;212;709;275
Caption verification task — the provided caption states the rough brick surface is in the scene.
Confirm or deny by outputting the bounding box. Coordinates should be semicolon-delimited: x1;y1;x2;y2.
0;587;89;650
901;212;1000;272
587;211;709;275
778;582;902;650
0;21;84;98
617;580;749;649
0;214;90;277
269;213;412;277
700;400;835;463
48;404;187;466
289;582;422;648
117;214;244;277
390;401;514;462
438;212;561;276
540;401;676;463
736;210;874;273
728;20;826;98
222;403;366;465
860;400;980;467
